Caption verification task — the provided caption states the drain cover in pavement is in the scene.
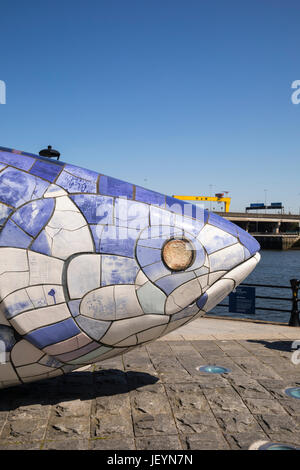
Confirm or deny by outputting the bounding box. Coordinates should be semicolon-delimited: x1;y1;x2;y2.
249;440;299;450
285;387;300;399
196;365;231;374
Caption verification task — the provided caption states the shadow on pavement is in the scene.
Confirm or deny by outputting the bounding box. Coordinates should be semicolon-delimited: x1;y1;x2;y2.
246;339;293;352
0;369;158;411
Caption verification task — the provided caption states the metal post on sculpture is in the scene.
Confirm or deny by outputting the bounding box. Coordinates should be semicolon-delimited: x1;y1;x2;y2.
289;279;300;327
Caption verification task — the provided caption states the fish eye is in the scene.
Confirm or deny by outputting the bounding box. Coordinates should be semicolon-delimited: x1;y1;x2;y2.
162;238;194;271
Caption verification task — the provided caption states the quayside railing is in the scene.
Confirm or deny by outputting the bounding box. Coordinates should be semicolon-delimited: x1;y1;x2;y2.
209;279;300;326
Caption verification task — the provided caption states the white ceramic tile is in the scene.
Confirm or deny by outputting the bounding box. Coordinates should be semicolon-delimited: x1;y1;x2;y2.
114;335;137;347
209;271;226;285
10;303;71;335
223;256;258;286
135;269;149;287
43;332;92;356
136;324;167;343
165;294;182;315
54;195;79;211
80;285;115;320
170;302;199;321
11;339;44;367
0;271;30;299
41;285;65;305
100;314;169;345
114;285;144;319
44;184;67;198
194;266;209;277
49;210;86;231
0;247;28;274
21;369;63;383
136;281;166;314
28;251;64;285
75;315;111;341
45;226;60;238
67;254;101;299
65;345;112;365
197;224;237;254
1;289;34;319
167;278;202;310
209;243;244;272
51;226;94;259
0;362;19;381
197;274;209;289
16;363;60;378
203;278;235;312
25;286;47;308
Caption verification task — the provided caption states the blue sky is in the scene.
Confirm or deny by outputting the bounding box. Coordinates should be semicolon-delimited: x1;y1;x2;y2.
0;0;299;212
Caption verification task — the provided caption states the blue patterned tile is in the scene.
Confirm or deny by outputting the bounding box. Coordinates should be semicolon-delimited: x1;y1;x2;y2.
31;230;51;255
135;186;165;207
70;194;113;224
138;236;166;249
101;255;139;286
99;175;133;199
196;292;208;310
64;164;99;183
89;224;103;252
140;225;184;240
115;199;149;230
56;171;97;193
4;297;33;319
0;168;36;207
0;168;49;208
150;206;175;226
12;198;54;236
208;212;239;237
0;203;12;225
156;271;196;295
166;197;204;220
68;300;81;317
0;150;35;171
136;245;162;267
31;178;50;199
0;219;32;248
75;315;110;341
30;160;63;182
0;325;16;352
100;226;138;258
25;318;81;349
237;227;260;255
143;260;170;281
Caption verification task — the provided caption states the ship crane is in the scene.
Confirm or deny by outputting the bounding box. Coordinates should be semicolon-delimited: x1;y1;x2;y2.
172;193;231;212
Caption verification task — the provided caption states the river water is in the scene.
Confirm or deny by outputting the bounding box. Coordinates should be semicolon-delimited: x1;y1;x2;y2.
207;250;300;323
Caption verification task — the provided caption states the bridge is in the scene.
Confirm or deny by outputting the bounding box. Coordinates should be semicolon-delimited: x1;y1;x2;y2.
213;211;300;250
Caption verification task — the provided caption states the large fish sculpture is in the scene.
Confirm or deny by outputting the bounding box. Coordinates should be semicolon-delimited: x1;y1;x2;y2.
0;146;260;389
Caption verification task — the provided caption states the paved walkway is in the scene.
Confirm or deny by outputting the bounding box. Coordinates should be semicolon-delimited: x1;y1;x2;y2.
1;317;300;450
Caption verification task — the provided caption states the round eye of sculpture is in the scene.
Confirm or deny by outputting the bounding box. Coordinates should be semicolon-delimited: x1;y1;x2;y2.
162;238;194;271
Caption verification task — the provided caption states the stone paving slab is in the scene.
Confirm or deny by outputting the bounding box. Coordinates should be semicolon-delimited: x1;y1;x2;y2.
0;318;300;450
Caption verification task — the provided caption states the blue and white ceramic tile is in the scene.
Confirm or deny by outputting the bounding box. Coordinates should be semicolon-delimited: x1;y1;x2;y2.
0;146;260;388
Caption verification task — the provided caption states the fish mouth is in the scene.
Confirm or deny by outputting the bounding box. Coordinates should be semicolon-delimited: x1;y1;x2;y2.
195;252;261;315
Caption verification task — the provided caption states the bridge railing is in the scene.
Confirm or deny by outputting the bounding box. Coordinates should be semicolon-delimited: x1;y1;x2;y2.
208;279;300;326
